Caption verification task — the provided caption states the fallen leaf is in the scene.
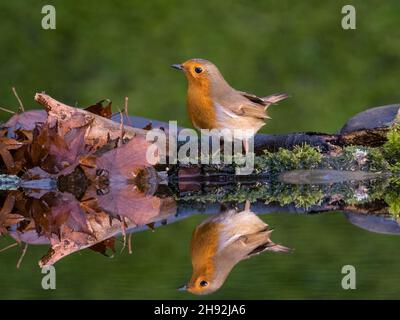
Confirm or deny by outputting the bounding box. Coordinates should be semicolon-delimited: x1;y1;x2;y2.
85;100;112;119
0;194;25;235
0;137;24;173
4;110;47;136
88;237;116;256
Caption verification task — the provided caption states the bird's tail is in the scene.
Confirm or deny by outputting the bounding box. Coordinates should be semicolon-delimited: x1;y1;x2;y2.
262;93;289;109
245;229;292;258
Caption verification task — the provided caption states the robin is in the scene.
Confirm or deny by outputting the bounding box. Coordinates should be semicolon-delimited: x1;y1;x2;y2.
172;59;288;152
178;200;291;295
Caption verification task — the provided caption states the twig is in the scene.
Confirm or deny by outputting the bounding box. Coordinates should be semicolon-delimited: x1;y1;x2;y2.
128;233;132;254
12;87;24;113
118;109;125;147
16;243;28;269
124;96;132;126
120;217;127;253
0;106;15;114
0;242;18;253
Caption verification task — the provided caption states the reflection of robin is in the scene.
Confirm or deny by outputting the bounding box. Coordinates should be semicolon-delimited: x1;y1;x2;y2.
179;200;291;295
172;59;288;152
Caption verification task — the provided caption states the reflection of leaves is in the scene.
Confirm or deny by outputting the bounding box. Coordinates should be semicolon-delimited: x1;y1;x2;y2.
89;237;116;256
96;183;176;224
43;192;91;236
91;135;174;223
26;193;91;238
27;198;51;236
0;194;24;235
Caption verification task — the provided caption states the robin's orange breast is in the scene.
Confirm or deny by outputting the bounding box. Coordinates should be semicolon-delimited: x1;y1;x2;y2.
190;220;221;277
187;82;217;130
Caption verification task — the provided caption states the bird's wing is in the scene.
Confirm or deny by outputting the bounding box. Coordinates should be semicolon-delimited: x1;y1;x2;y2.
221;100;270;120
218;90;288;120
238;91;266;105
239;91;289;108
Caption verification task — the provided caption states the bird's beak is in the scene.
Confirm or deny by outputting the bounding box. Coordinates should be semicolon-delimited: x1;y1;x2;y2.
171;64;183;70
177;284;188;292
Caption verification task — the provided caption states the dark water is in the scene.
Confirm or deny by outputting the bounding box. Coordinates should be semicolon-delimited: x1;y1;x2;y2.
1;212;400;299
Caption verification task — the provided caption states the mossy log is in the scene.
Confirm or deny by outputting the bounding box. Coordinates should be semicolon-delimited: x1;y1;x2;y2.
112;103;400;154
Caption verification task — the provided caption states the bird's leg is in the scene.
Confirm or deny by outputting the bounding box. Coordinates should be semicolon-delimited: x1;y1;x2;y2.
243;138;249;154
244;200;251;211
220;137;224;154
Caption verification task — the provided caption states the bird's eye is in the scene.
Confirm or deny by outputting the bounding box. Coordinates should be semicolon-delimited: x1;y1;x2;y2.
199;280;208;287
194;67;203;74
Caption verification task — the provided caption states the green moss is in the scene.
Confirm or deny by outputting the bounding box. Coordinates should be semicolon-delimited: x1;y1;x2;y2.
254;144;392;174
263;183;324;209
177;184;271;204
255;144;322;174
367;147;390;172
385;193;400;217
383;124;400;165
178;127;400;211
384;177;400;217
253;126;400;175
389;162;400;174
177;179;390;209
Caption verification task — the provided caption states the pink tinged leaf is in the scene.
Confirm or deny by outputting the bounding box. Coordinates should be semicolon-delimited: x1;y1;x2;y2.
4;110;47;135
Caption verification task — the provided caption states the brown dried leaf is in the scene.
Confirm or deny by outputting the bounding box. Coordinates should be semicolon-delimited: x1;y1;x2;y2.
143;122;153;130
0;144;14;171
88;237;116;257
28;193;91;238
0;137;25;172
85;100;112;119
15;129;33;143
0;194;25;235
95;135;156;177
4;110;47;135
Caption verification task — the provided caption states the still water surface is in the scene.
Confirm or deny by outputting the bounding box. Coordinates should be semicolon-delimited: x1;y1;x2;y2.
1;201;400;299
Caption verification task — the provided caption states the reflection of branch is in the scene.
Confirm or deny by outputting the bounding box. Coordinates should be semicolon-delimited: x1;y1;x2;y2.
38;212;138;267
0;242;18;253
16;243;28;269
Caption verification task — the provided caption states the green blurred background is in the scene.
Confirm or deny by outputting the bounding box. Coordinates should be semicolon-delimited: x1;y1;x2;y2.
1;0;400;299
